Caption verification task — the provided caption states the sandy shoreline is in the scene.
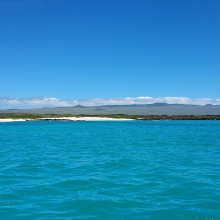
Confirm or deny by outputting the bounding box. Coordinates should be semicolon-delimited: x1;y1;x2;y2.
0;119;27;122
0;117;134;122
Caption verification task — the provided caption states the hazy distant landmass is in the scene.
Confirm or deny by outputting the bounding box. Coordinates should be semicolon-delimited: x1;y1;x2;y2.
1;103;220;115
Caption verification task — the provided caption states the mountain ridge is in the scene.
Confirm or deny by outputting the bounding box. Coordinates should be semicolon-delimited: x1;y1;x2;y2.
0;103;220;115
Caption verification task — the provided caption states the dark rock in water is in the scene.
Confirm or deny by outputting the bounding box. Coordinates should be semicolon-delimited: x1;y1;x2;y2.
27;118;72;121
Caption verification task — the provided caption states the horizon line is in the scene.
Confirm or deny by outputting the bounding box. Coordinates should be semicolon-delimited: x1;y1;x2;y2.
0;96;220;109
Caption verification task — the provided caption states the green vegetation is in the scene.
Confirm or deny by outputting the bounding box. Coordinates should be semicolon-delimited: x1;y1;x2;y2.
62;114;78;117
0;113;220;120
137;115;220;120
0;113;59;119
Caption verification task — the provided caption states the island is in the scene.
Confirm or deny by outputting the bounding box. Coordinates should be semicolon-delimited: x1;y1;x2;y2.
0;113;220;122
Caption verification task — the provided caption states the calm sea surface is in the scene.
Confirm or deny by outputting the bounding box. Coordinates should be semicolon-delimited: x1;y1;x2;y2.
0;121;219;220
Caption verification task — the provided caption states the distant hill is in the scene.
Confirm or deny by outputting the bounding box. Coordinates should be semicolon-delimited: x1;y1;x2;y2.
1;103;220;115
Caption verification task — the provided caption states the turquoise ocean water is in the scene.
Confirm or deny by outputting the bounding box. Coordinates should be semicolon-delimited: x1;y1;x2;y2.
0;121;219;219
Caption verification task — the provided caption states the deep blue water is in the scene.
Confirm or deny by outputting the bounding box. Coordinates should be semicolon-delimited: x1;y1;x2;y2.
0;121;219;219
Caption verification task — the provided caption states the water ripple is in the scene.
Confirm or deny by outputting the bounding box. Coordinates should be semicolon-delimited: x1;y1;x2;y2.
0;121;219;219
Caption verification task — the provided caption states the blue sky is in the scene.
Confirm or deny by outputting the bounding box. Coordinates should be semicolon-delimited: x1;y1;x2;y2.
0;0;220;102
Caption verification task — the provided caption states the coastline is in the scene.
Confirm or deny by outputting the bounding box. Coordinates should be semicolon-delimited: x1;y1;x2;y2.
0;117;134;122
1;115;220;122
0;119;27;122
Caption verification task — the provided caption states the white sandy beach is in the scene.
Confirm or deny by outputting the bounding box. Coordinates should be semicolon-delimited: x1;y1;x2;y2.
59;117;134;121
0;119;26;122
36;117;134;121
0;117;134;122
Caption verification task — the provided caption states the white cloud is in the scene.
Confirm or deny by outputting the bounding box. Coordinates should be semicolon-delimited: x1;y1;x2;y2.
0;96;220;109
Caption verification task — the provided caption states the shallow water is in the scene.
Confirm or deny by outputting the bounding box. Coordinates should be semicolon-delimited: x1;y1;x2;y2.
0;121;220;219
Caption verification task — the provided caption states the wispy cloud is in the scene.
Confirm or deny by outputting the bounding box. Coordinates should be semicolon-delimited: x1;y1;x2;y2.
0;96;220;109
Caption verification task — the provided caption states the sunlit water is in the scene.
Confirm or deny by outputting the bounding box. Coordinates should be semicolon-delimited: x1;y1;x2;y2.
0;121;219;219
